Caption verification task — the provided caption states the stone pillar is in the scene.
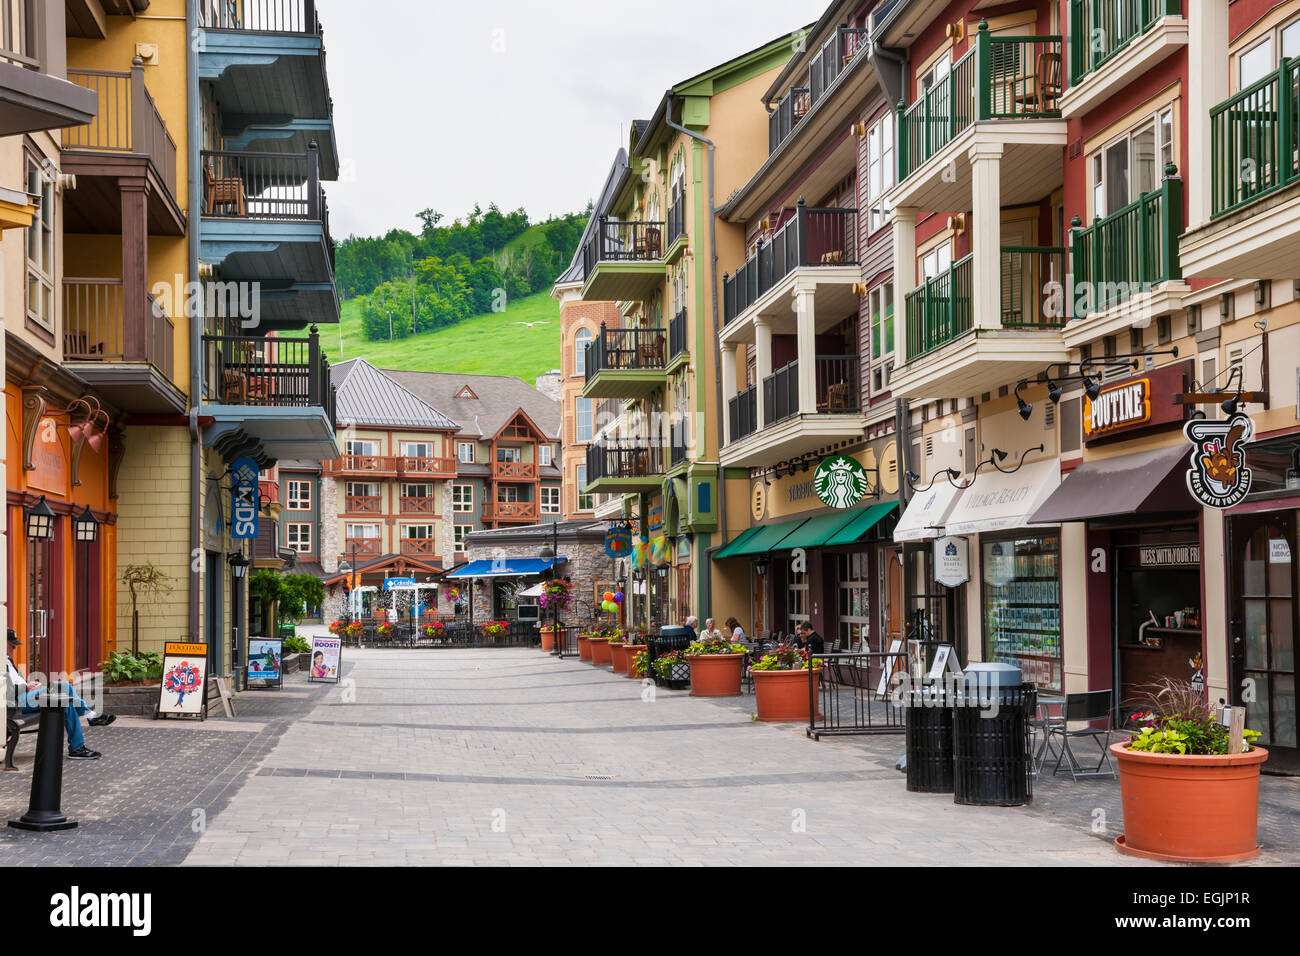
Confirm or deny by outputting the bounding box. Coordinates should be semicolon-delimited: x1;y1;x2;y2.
794;283;816;414
968;141;1004;331
754;317;772;429
1186;0;1230;228
891;207;918;360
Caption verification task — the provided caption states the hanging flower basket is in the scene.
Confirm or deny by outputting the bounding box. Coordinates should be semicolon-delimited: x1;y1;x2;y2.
539;579;572;611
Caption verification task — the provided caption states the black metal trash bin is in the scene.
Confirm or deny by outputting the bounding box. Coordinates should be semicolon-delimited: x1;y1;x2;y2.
952;680;1036;807
649;626;694;688
903;682;954;793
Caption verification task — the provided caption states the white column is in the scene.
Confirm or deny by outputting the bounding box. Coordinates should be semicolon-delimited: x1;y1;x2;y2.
1187;0;1230;228
755;316;772;429
969;141;1003;331
720;341;738;445
794;284;817;415
892;207;918;361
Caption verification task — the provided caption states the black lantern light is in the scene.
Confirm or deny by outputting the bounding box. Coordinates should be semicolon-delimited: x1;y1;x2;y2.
73;505;99;543
24;496;56;540
754;555;770;577
228;551;250;580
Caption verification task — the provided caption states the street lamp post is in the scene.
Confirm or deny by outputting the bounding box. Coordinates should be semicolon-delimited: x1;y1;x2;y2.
228;550;249;685
540;521;560;655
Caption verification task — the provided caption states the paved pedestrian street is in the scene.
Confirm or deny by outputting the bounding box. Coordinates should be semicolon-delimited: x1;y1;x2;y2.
3;648;1297;867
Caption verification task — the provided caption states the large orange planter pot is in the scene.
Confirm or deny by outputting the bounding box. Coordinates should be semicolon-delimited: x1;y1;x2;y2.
589;637;611;666
609;642;627;674
624;645;648;678
539;628;555;652
577;636;592;661
752;668;821;722
688;654;744;697
1112;742;1269;862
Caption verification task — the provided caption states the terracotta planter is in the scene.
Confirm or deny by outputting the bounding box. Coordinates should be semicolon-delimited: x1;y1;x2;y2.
624;645;648;678
752;668;821;722
577;635;592;661
688;653;744;697
539;628;555;652
609;642;627;674
589;637;611;666
1112;742;1269;862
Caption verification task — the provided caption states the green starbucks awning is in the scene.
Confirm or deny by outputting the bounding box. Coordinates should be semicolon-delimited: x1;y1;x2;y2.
713;526;762;559
774;511;860;549
824;501;900;545
717;517;809;556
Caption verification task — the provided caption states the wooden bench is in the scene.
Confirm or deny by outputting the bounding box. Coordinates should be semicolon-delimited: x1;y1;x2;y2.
4;710;40;771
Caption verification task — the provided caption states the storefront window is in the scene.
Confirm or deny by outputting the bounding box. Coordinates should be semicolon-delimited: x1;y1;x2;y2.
982;534;1061;692
838;551;871;652
786;568;809;636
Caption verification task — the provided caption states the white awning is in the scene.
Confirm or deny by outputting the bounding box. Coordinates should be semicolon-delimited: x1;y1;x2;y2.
943;458;1061;537
516;582;546;598
894;481;965;542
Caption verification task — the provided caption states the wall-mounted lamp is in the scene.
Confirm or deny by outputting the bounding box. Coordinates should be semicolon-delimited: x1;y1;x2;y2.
1014;381;1033;421
24;496;56;540
754;555;769;577
1220;366;1245;415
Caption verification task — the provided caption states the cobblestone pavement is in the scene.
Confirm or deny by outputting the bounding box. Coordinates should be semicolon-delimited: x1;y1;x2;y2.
177;648;1298;866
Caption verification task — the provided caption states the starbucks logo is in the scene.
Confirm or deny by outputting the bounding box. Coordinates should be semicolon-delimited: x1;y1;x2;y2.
814;455;869;509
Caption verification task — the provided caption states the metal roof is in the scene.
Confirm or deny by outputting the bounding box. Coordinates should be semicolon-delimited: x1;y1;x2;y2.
330;359;460;430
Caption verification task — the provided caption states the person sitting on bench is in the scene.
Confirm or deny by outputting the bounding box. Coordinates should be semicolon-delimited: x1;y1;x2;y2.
6;630;112;760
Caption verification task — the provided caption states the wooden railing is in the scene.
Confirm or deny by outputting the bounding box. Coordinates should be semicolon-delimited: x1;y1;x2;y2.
400;455;456;478
400;496;436;514
345;495;381;514
585;323;667;382
1072;174;1182;311
582;219;664;275
400;538;437;557
493;460;538;480
1070;0;1180;83
63;278;174;378
1;0;37;69
63;64;178;199
482;501;538;521
197;0;322;35
324;455;399;475
344;538;380;558
202;329;333;422
1211;58;1300;217
199;147;324;222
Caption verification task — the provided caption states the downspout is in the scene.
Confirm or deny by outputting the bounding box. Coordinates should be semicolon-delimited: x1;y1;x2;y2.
866;10;908;109
187;0;202;641
664;93;720;617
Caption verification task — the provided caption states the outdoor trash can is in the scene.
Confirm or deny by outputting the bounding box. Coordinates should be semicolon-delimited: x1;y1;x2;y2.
903;682;954;793
952;667;1036;807
649;626;695;687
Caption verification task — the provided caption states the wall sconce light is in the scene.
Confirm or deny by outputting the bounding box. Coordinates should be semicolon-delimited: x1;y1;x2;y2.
1014;381;1033;422
754;555;769;577
24;496;56;540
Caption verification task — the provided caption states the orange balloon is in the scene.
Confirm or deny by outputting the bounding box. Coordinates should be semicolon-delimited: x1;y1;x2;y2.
603;591;615;603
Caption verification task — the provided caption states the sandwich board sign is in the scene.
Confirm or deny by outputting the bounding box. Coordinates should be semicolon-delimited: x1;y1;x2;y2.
247;637;283;688
156;642;208;720
308;634;342;684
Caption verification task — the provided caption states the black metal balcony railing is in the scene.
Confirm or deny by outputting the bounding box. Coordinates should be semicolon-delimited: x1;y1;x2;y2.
1211;59;1300;217
670;418;688;467
768;27;870;156
63;64;178;197
203;328;334;423
1;0;36;69
581;218;664;277
63;279;175;379
814;355;861;412
1070;0;1180;84
666;196;685;247
729;385;758;442
586;439;665;483
669;308;687;359
763;361;800;425
198;0;322;36
1072;173;1182;311
584;324;667;384
200;148;324;221
768;87;811;153
723;203;858;323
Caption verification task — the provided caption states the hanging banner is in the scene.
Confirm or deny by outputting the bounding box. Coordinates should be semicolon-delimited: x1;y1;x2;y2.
308;635;342;683
1184;413;1254;509
156;642;208;719
230;456;260;539
605;524;632;558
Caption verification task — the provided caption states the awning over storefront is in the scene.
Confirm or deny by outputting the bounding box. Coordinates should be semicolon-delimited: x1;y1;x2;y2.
446;558;560;579
824;500;900;546
1029;444;1197;523
717;517;809;556
894;482;964;542
944;458;1061;536
516;582;546;598
714;526;762;558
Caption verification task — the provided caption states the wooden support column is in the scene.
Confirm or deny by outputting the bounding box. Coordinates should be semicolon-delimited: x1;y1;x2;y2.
120;179;149;362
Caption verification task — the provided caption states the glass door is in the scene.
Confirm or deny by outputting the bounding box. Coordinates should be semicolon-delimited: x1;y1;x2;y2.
27;535;55;676
1230;511;1298;772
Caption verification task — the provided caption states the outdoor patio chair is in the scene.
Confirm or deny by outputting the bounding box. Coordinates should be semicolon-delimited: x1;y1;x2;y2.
1048;689;1116;780
1028;696;1065;777
203;160;248;216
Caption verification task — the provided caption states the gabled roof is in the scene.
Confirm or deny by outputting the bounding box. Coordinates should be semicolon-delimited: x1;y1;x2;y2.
383;370;560;440
554;148;629;288
330;359;460;430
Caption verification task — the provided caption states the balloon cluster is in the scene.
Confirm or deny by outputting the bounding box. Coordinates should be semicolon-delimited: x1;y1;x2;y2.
601;589;625;615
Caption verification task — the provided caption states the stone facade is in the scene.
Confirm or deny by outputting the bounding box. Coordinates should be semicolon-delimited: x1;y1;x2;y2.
534;370;562;403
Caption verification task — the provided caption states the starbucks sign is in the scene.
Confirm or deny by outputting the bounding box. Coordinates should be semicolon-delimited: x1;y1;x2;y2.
814;455;869;509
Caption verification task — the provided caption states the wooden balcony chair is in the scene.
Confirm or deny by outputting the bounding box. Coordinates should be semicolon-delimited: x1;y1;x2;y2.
821;382;852;412
222;367;248;403
819;249;846;265
1013;50;1061;114
634;226;662;258
637;333;666;368
204;161;248;217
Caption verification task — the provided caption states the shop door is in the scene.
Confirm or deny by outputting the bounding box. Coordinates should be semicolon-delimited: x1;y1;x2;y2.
205;551;223;675
882;546;902;648
27;535;58;677
73;538;101;673
1229;512;1298;773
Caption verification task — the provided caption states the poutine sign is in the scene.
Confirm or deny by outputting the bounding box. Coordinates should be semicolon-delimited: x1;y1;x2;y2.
1082;362;1190;444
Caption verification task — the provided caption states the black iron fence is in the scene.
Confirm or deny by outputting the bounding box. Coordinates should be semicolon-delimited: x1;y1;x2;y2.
203;329;334;422
197;0;322;35
582;218;664;275
762;360;799;424
584;323;667;382
670;417;688;467
341;619;542;648
814;354;860;412
729;384;758;441
587;439;665;481
669;307;687;359
666;196;685;247
808;651;908;739
200;148;324;221
768;87;810;153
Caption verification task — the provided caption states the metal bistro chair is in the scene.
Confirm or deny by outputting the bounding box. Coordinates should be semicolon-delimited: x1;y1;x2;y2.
1029;695;1065;777
1048;689;1116;780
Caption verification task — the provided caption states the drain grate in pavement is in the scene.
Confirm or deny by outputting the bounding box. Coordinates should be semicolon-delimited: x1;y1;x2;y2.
584;774;613;780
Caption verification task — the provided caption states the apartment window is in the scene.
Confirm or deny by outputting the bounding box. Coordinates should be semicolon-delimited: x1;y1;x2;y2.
452;483;474;512
286;480;312;511
496;446;521;462
541;486;560;515
1090;107;1173;218
346;439;380;456
576;398;593;442
26;159;55;333
576;463;593;511
920;241;951;279
345;523;380;540
869;281;895;394
400;441;433;458
866;113;895;233
403;524;435;540
457;441;475;463
286;523;312;553
574;328;593;376
454;524;472;554
919;53;950;91
346;481;379;498
1237;17;1300;92
497;486;520;503
539;445;552;467
402;482;433;498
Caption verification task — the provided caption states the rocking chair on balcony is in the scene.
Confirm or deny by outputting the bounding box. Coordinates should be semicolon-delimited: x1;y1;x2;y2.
204;161;248;217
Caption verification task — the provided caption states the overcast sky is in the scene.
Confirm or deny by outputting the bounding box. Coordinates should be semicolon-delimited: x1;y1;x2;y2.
318;0;828;239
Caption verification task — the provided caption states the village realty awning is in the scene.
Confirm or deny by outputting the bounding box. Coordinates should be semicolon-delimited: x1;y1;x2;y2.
944;458;1062;537
1029;444;1196;523
445;558;561;578
894;481;965;542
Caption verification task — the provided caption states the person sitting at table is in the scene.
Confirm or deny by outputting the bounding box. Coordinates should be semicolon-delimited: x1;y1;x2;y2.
683;616;698;642
6;629;113;760
794;621;825;655
699;618;724;641
725;617;746;641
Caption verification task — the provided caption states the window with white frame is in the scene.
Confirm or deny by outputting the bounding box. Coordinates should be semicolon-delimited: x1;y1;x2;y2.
574;327;593;376
26;158;55;333
920;240;952;280
541;485;561;514
786;568;810;635
287;480;312;510
402;524;435;540
866;113;894;232
869;281;895;394
345;523;380;540
457;441;475;463
1237;18;1300;90
400;441;433;458
576;398;593;442
919;52;949;91
401;482;433;499
452;483;474;512
1090;105;1174;219
454;524;472;553
346;439;380;456
346;481;379;498
539;444;552;466
286;522;312;553
576;463;593;511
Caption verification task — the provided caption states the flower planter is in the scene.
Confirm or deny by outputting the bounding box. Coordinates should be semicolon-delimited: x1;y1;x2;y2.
1111;742;1269;862
539;628;556;652
589;637;611;666
624;645;648;678
688;653;744;697
577;635;592;661
609;642;627;674
752;668;821;722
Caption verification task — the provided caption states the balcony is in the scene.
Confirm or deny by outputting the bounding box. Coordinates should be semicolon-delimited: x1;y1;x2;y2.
893;25;1066;212
721;356;863;468
196;0;336;174
669;308;687;360
666;197;686;252
345;495;381;515
768;87;810;154
61;278;184;413
579;218;664;301
1181;60;1300;278
722;204;859;326
581;325;668;400
324;455;399;477
482;501;539;523
1065;175;1186;346
493;459;538;481
1060;1;1186;119
399;538;439;559
345;537;381;559
670;417;688;468
400;496;437;515
198;147;339;331
199;328;339;463
584;440;665;494
400;455;457;479
891;246;1069;400
0;0;97;136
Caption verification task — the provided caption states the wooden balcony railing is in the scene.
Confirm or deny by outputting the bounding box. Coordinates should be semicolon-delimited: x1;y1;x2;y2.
400;538;438;557
723;203;859;323
1072;174;1181;311
202;328;334;423
899;26;1062;180
63;279;175;378
400;455;457;478
1210;59;1300;217
582;218;664;275
482;501;538;521
345;538;380;558
63;63;178;199
324;455;400;476
345;495;380;514
585;323;667;382
586;440;665;482
1;0;37;69
197;0;322;36
199;147;324;222
1070;0;1180;84
493;460;538;480
400;496;436;514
